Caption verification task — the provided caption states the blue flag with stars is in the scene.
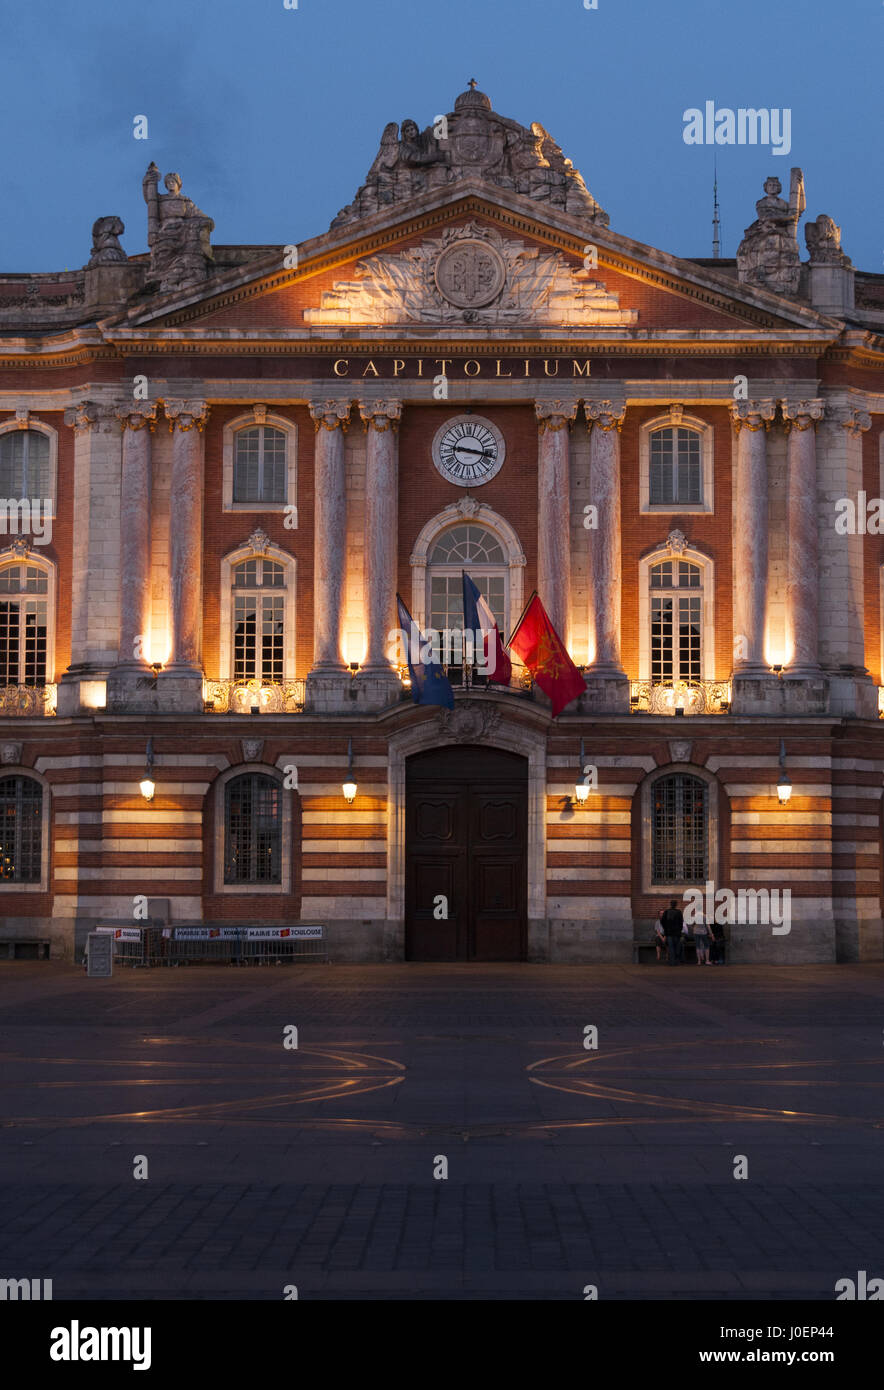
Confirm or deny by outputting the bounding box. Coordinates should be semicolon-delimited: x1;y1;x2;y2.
396;594;454;709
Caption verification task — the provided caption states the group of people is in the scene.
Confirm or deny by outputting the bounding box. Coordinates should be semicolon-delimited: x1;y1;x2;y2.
654;899;725;965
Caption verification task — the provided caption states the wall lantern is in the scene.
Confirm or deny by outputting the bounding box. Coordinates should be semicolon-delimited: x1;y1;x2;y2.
561;739;591;811
776;738;792;806
342;737;357;804
139;737;156;803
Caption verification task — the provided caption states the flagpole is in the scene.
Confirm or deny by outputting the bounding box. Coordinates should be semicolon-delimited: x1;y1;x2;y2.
506;589;537;648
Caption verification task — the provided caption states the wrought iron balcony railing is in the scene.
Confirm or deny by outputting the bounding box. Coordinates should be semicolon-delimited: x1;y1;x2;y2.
0;683;57;716
204;678;306;714
396;663;535;698
630;680;731;716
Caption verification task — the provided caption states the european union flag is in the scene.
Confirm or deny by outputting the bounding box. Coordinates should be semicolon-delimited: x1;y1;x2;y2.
396;594;454;709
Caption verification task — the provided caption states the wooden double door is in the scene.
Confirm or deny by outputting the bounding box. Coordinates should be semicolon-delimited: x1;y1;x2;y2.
405;746;528;961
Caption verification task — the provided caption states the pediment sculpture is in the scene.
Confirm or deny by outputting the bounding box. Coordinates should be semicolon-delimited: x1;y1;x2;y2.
305;221;637;327
331;83;608;230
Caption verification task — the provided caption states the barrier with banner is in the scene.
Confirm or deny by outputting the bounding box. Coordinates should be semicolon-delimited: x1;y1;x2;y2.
88;923;328;967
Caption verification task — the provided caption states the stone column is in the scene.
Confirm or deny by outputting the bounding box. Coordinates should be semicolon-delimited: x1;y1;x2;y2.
730;400;776;675
782;399;824;675
105;403;158;711
160;400;207;710
535;400;577;647
307;400;350;677
57;400;123;715
817;401;875;716
357;399;402;706
117;404;157;665
583;400;627;709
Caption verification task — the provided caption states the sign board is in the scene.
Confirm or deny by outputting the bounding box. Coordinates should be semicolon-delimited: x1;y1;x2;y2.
170;925;324;941
86;931;113;977
94;927;142;941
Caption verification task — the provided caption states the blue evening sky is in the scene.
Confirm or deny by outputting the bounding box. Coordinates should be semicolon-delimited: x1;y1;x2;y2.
1;0;880;274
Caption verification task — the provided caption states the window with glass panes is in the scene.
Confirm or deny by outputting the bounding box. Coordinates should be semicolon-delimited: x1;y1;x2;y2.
233;426;287;503
649;428;702;505
0;775;43;882
0;430;51;501
0;566;48;687
223;773;281;885
427;526;506;663
652;773;708;883
232;558;285;682
650;560;702;684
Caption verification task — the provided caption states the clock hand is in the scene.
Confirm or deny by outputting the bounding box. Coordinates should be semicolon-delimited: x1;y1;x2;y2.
453;442;493;459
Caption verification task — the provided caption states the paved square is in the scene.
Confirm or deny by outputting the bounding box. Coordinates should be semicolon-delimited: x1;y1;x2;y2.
1;962;883;1300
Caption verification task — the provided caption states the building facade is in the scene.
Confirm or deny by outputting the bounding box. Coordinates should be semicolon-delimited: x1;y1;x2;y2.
1;85;883;964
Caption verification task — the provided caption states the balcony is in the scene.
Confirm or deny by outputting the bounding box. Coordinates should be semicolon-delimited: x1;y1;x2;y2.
0;683;57;716
204;678;306;714
397;663;536;699
630;680;731;716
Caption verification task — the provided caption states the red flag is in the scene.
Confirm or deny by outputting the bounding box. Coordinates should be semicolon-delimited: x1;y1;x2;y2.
508;594;585;717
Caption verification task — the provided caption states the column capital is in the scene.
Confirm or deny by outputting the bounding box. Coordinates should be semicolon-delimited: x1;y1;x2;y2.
358;399;403;432
164;399;209;432
116;402;159;432
63;400;118;432
781;398;825;432
585;399;627;432
310;399;352;432
729;399;776;432
832;406;872;437
535;399;579;432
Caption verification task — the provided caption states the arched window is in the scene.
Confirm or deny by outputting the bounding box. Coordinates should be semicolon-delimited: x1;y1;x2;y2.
427;524;508;638
0;430;50;501
0;563;49;687
649;427;703;506
232;558;285;683
650;559;702;684
652;773;708;884
0;775;43;882
233;426;287;504
224;772;282;885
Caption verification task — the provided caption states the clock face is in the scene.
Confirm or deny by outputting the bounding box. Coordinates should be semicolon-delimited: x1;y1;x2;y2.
431;415;505;487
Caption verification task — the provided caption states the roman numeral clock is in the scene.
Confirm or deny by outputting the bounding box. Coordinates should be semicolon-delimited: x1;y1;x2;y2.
432;415;505;486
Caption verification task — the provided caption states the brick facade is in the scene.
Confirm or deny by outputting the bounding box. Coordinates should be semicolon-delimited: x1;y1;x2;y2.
1;93;883;965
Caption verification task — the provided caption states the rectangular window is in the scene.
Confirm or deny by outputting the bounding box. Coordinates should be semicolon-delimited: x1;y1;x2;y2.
650;429;702;506
652;776;707;883
233;428;287;504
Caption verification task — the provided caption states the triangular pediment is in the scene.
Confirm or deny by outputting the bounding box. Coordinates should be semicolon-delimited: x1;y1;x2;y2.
114;182;838;340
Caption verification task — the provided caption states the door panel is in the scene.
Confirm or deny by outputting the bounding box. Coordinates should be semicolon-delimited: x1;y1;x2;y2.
405;747;527;961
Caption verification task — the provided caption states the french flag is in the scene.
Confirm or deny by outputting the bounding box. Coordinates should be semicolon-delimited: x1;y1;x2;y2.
462;571;512;686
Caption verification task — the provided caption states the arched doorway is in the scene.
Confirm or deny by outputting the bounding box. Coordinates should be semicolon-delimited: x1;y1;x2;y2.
405;745;528;961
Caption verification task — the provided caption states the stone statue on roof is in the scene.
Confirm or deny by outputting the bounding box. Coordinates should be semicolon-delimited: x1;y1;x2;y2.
142;163;214;294
331;83;608;230
736;171;805;296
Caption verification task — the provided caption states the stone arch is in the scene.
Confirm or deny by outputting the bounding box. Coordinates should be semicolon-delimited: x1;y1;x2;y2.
409;501;526;634
385;703;548;959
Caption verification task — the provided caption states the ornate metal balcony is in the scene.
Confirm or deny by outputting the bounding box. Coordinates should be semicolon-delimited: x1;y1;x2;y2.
630;680;731;716
204;678;306;714
396;663;535;699
0;683;57;716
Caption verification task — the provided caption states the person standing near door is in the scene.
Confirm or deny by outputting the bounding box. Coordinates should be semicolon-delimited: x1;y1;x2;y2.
661;899;684;965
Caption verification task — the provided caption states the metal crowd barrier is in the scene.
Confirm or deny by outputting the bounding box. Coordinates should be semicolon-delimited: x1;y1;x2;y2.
153;923;328;967
92;926;151;968
90;923;328;968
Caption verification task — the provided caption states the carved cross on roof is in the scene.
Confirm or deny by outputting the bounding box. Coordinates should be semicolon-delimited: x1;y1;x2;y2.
468;78;478;90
